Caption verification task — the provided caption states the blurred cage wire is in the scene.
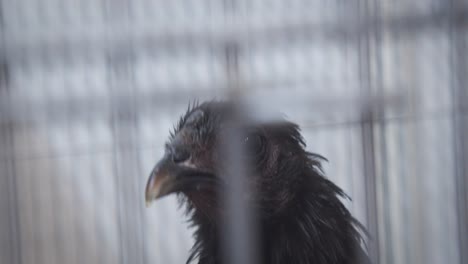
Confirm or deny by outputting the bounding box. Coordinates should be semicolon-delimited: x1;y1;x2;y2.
0;0;467;264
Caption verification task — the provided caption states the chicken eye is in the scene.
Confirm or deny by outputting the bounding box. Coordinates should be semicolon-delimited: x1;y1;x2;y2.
243;134;264;155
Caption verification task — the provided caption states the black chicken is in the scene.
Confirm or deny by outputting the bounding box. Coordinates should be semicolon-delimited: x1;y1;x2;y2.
145;101;370;264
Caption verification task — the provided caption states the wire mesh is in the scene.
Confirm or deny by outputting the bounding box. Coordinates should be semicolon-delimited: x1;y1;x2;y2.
1;0;467;264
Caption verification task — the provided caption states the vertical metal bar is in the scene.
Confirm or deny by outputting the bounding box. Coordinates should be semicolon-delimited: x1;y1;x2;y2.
220;106;259;264
360;113;380;264
105;0;145;263
449;1;468;263
220;1;259;258
106;17;124;264
357;0;381;263
0;1;21;261
108;53;144;264
1;66;22;264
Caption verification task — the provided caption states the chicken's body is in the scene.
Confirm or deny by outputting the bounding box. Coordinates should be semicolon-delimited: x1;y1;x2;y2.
145;101;370;264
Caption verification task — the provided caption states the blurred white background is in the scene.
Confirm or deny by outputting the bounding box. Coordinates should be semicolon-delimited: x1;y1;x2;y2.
1;0;467;264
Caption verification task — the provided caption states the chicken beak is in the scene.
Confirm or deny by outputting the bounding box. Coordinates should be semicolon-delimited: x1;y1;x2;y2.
145;156;181;206
145;155;217;207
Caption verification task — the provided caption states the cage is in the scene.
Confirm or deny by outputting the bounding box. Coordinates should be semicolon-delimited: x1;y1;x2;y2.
0;0;467;264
